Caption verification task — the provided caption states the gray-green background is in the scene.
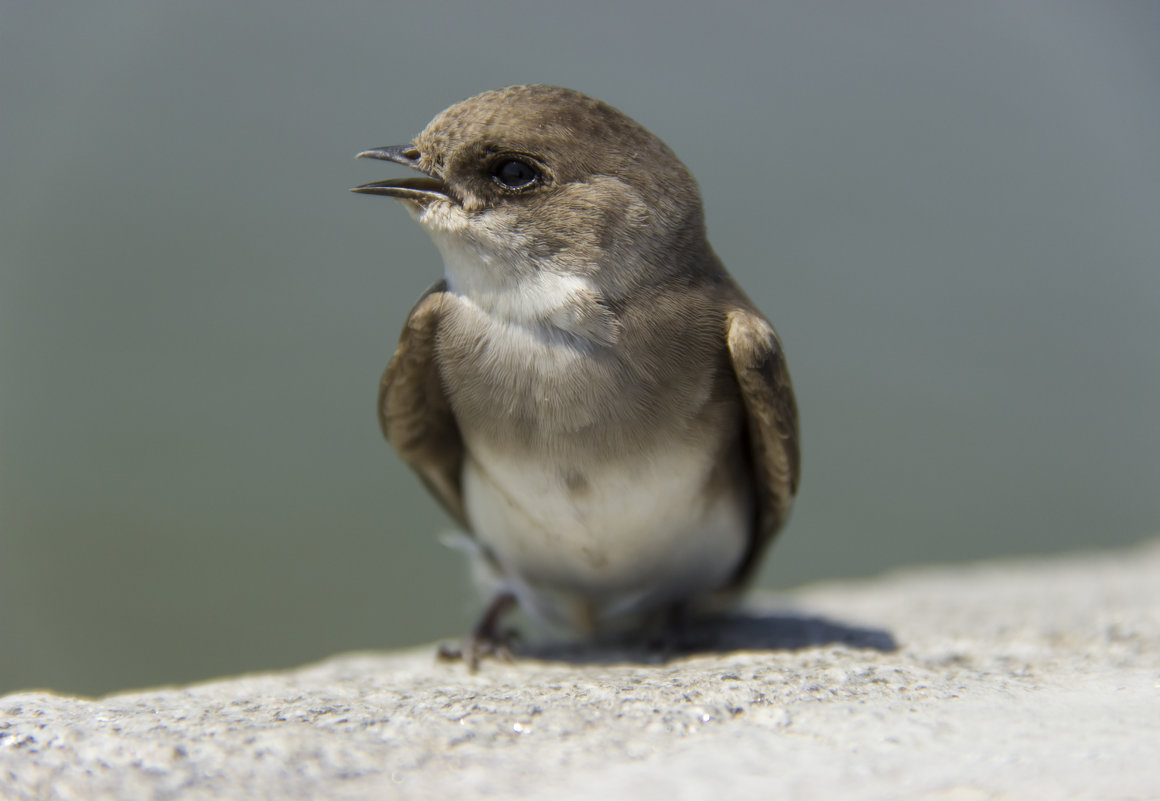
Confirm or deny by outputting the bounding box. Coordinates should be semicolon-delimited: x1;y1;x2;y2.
2;2;1157;697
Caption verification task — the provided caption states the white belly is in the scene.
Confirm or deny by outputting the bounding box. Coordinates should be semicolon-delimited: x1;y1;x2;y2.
462;436;750;631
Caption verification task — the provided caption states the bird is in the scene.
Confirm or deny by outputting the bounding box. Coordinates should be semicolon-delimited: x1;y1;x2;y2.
352;85;800;666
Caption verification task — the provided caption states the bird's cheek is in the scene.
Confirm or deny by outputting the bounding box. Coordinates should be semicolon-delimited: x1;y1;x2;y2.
457;191;494;215
415;203;471;236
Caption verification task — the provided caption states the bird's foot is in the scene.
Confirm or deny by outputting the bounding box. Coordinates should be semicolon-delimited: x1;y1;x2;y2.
436;592;519;672
644;602;716;657
436;630;519;670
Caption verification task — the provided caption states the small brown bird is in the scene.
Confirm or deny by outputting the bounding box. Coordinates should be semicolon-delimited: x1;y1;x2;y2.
353;85;799;664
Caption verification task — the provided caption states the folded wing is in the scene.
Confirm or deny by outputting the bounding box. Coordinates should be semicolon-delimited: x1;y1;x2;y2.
726;303;802;586
378;279;468;527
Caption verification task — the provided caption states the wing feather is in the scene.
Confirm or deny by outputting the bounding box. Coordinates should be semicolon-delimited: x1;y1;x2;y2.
378;279;467;527
726;304;801;586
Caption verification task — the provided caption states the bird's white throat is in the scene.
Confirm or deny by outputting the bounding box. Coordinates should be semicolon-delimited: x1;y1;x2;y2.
422;220;617;344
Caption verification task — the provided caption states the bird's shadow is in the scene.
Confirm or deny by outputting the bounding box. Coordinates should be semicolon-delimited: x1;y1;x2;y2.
519;608;898;665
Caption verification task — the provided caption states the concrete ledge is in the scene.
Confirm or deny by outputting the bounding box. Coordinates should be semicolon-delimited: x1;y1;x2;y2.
3;541;1158;800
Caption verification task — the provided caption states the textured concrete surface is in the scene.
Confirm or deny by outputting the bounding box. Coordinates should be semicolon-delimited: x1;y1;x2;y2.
2;541;1158;801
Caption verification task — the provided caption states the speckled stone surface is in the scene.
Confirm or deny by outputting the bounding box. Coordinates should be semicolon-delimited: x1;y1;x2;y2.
3;541;1158;801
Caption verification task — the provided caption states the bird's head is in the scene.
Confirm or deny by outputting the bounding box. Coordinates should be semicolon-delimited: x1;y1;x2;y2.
353;85;709;298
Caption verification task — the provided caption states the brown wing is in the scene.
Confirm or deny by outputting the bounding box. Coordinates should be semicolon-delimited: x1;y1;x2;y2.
725;305;801;587
378;279;467;527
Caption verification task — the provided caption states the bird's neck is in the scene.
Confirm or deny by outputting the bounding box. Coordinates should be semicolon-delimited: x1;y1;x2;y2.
427;227;620;346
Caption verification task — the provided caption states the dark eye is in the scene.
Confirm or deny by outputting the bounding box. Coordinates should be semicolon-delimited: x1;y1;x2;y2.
491;158;540;190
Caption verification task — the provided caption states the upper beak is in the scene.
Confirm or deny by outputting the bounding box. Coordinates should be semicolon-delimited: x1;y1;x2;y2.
351;145;449;202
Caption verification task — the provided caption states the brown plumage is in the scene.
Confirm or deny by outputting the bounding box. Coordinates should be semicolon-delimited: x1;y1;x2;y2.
354;85;799;660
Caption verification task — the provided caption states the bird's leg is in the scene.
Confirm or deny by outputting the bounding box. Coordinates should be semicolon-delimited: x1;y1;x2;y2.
646;600;713;655
646;600;688;654
437;591;519;671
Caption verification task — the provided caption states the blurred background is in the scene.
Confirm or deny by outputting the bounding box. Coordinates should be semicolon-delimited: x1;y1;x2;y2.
2;1;1158;697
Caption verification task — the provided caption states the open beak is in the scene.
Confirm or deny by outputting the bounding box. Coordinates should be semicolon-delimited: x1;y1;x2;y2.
351;145;449;202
